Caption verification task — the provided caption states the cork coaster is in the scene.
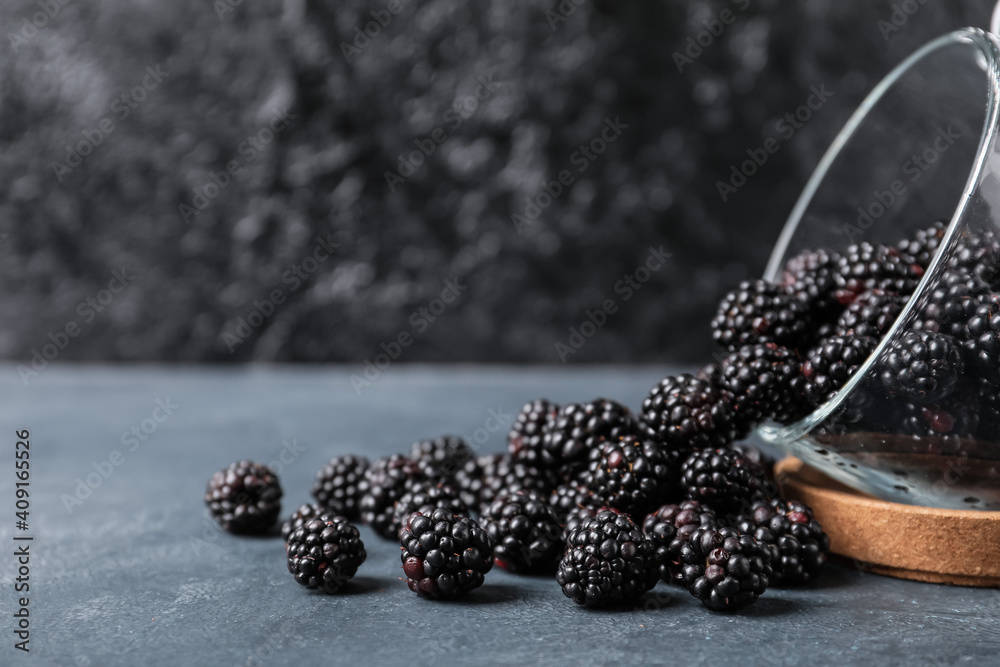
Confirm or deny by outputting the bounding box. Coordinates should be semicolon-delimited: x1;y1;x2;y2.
774;457;1000;588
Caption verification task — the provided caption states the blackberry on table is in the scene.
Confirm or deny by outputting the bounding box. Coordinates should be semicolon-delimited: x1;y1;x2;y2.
542;399;638;478
802;335;877;408
390;482;470;537
711;279;811;350
359;455;424;539
679;525;772;611
642;500;718;584
781;248;843;320
508;399;559;466
639;373;738;457
880;331;963;403
478;454;559;510
311;455;369;522
834;289;906;339
453;454;498;510
286;514;366;594
398;507;494;599
681;448;766;517
556;509;658;607
411;436;474;482
834;242;923;304
584;435;679;516
282;502;335;542
549;483;597;522
562;503;602;541
720;342;807;433
735;498;829;585
482;490;563;573
897;220;947;268
204;460;282;534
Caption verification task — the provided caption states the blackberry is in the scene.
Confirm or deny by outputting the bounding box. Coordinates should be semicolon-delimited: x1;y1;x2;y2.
963;295;1000;383
680;448;766;517
204;460;282;534
720;342;807;433
834;289;906;339
508;399;559;466
642;500;718;584
802;335;877;408
411;436;474;482
696;361;723;385
286;514;366;594
398;507;494;599
639;373;738;456
390;482;470;537
735;498;829;585
894;400;978;448
556;510;658;607
711;279;811;351
311;455;369;521
282;502;334;542
549;483;597;522
583;435;679;516
562;503;602;541
482;490;563;573
947;228;1000;288
731;442;777;480
679;525;771;611
880;331;962;403
897;220;947;268
781;248;842;320
478;454;558;510
834;242;923;304
542;399;638;478
359;455;424;539
915;270;988;337
453;454;497;510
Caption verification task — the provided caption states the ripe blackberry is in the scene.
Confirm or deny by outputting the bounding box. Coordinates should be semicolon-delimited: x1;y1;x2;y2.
549;483;597;522
696;361;723;385
897;220;946;268
781;248;842;320
452;454;497;510
680;448;766;517
411;436;474;482
914;270;988;337
642;500;718;584
311;455;369;521
802;335;876;408
482;490;563;573
834;289;906;339
731;442;777;480
963;295;1000;383
478;454;558;510
711;280;810;350
679;525;771;611
947;228;1000;288
720;343;807;433
282;502;334;542
390;482;470;537
735;498;829;585
556;510;658;607
639;373;738;457
286;514;366;594
204;460;282;534
880;331;962;403
584;435;679;516
562;503;602;541
834;242;923;304
542;399;638;477
359;455;424;539
398;507;494;599
508;399;559;466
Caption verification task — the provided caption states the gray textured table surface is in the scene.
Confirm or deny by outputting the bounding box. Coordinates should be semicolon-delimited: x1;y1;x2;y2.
1;365;998;666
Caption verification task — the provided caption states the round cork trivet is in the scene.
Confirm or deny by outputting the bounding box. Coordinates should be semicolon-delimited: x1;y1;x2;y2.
774;457;1000;587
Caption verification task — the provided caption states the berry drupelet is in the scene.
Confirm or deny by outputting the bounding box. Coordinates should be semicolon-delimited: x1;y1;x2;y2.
481;490;563;573
556;510;658;607
880;331;963;403
390;482;470;537
720;342;807;433
642;500;718;584
897;220;947;268
286;514;367;594
411;436;474;482
204;460;283;534
311;455;369;522
711;279;811;351
802;335;877;408
398;508;494;599
584;435;679;516
508;399;559;466
735;498;829;585
542;398;638;478
359;455;424;539
679;525;772;611
640;373;738;457
680;447;766;517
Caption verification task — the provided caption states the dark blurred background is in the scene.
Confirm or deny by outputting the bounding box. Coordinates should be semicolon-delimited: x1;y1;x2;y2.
0;0;992;365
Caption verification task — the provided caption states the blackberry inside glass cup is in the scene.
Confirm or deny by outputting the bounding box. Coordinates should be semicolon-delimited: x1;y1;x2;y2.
754;28;1000;510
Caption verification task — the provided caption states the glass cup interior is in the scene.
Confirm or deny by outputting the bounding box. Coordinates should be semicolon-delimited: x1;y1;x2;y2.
758;28;1000;510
